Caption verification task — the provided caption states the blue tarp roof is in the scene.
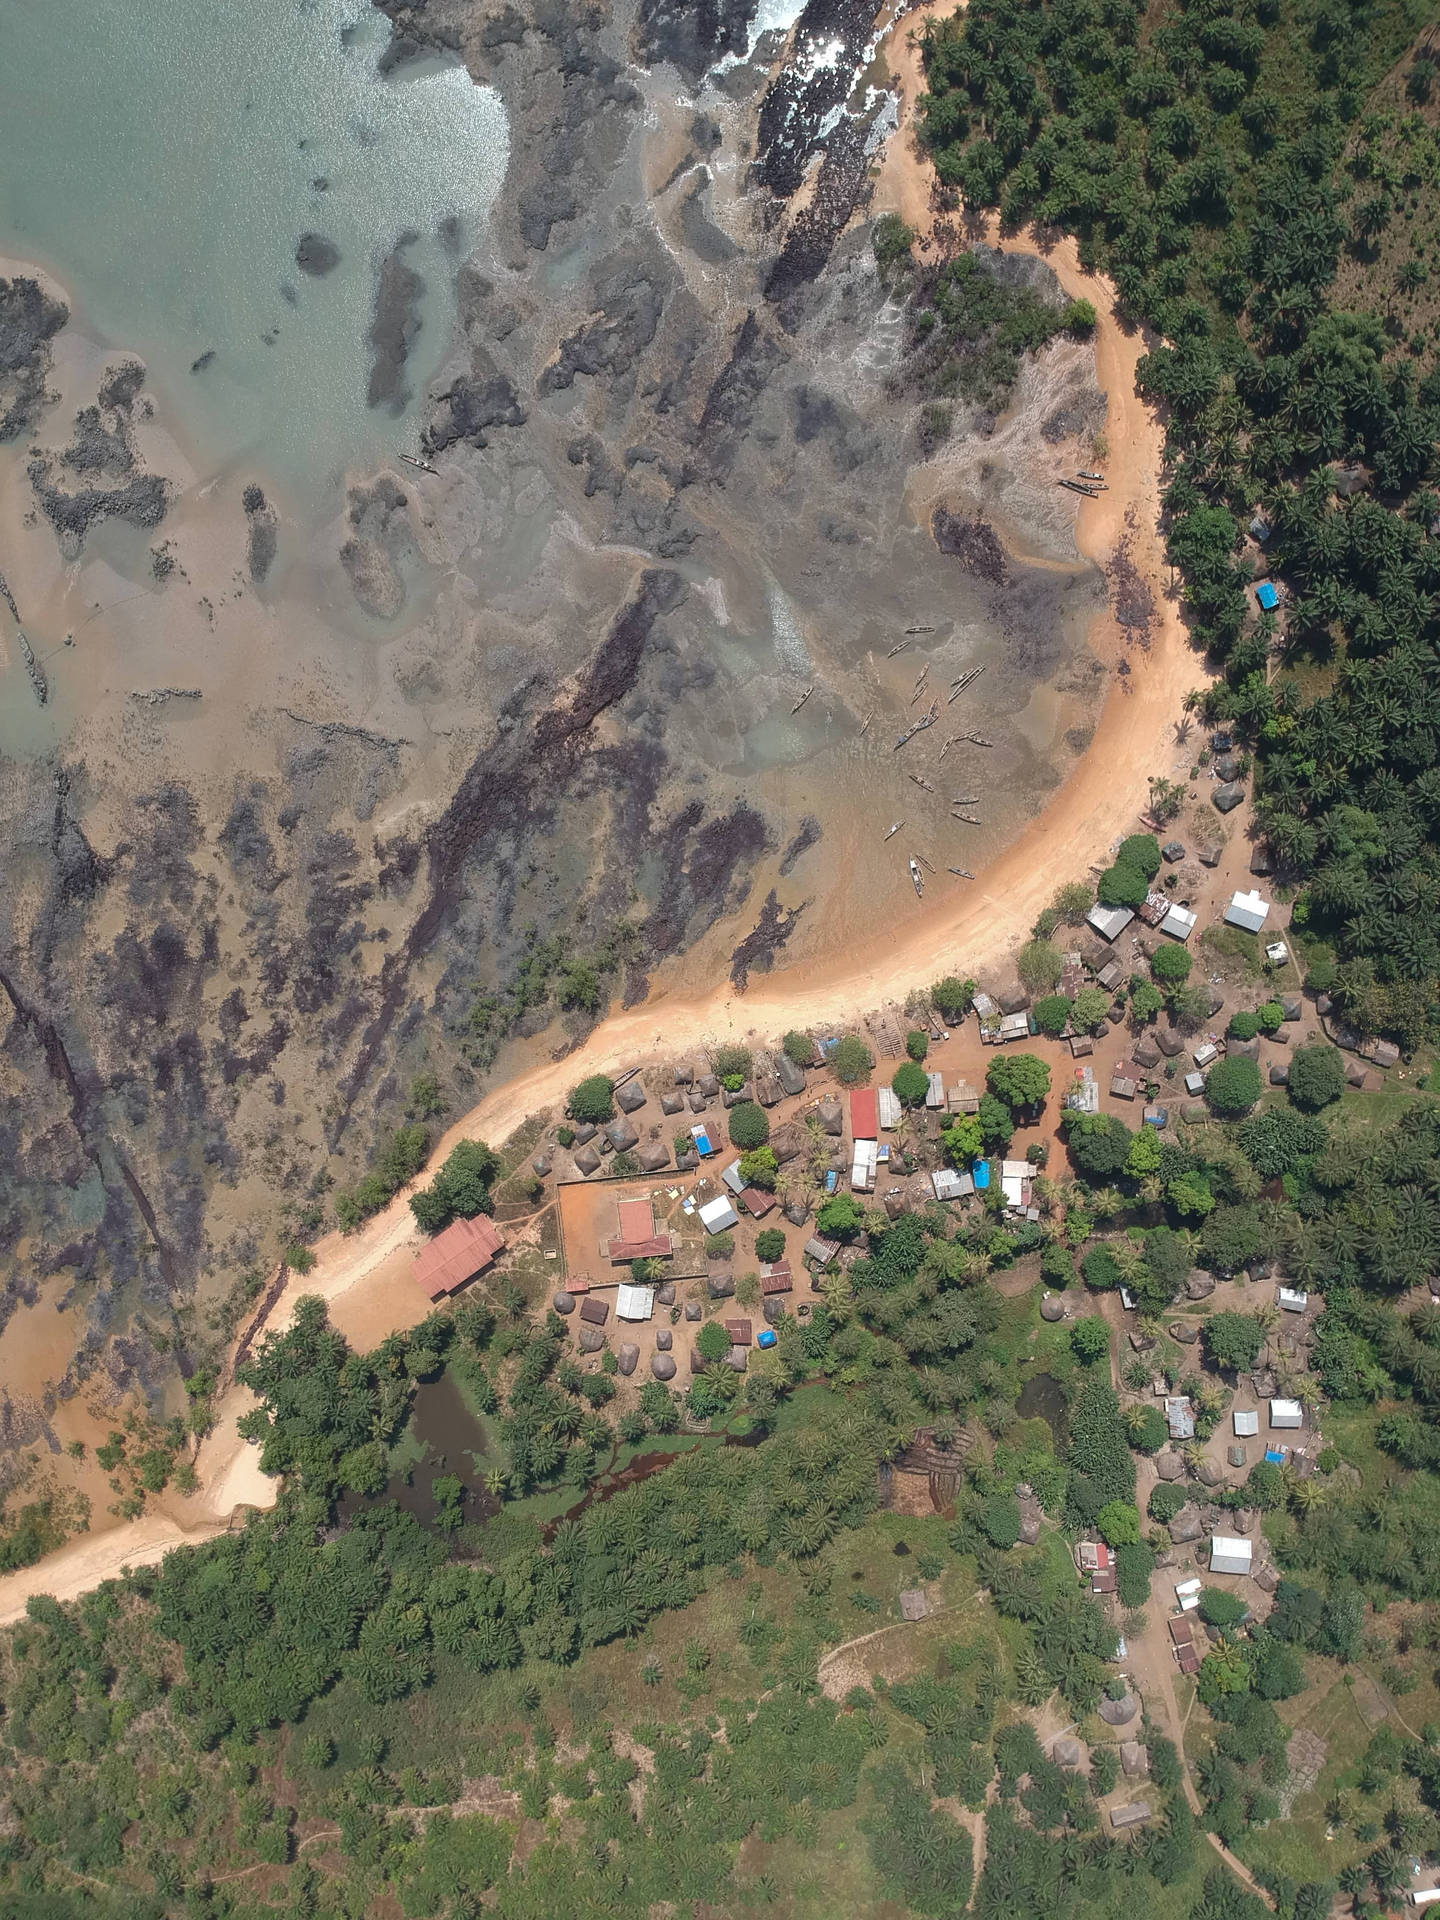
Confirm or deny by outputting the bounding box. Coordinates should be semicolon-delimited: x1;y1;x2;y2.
1256;581;1280;610
974;1160;990;1190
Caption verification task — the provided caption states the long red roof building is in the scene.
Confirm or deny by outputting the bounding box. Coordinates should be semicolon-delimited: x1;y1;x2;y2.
413;1214;505;1301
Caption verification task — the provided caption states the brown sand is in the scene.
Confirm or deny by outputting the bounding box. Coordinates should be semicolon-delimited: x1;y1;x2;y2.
0;18;1204;1619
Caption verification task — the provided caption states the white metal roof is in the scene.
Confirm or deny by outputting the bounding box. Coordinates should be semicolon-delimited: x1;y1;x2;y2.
1233;1410;1259;1436
698;1196;739;1233
877;1087;902;1130
1174;1577;1202;1597
1270;1398;1303;1427
1210;1534;1253;1574
1160;904;1197;941
1086;903;1135;942
615;1284;655;1321
926;1071;946;1108
1277;1287;1309;1312
1225;889;1271;933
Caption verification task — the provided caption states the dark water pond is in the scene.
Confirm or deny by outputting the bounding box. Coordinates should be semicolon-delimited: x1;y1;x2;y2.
1016;1371;1067;1439
336;1369;501;1531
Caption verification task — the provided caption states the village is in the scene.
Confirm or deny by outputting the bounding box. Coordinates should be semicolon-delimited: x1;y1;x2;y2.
371;714;1426;1867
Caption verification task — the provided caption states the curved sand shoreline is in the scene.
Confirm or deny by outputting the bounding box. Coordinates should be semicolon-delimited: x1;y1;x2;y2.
0;14;1200;1624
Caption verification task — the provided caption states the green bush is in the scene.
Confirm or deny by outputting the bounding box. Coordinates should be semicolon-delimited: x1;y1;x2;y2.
1118;834;1163;880
410;1138;500;1234
754;1227;786;1263
981;1492;1022;1549
816;1193;865;1239
906;1029;929;1062
1228;1010;1262;1041
932;975;976;1022
1072;1317;1111;1364
1017;939;1063;993
738;1146;778;1190
892;1061;930;1106
1040;1242;1074;1288
1116;1540;1154;1607
782;1030;815;1067
1063;297;1098;336
705;1232;735;1258
728;1102;770;1150
568;1075;615;1123
696;1321;732;1362
1288;1044;1346;1111
830;1036;874;1086
1126;1405;1168;1453
1071;985;1112;1033
1206;1056;1263;1116
1149;1483;1187;1523
1098;862;1149;910
1151;945;1192;985
714;1044;752;1080
1081;1245;1122;1291
1258;1001;1284;1033
1096;1498;1141;1546
1202;1312;1265;1372
1198;1588;1249;1629
1032;994;1072;1038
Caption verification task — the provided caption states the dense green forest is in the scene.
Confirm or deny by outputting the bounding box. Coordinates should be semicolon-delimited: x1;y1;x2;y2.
918;0;1440;1048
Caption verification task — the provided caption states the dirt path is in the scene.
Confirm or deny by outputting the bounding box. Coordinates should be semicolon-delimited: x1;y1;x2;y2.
0;16;1199;1623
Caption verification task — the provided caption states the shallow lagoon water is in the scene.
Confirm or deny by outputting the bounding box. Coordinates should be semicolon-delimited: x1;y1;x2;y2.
0;0;508;511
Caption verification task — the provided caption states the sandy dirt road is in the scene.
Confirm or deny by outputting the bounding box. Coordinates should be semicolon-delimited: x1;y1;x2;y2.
0;11;1202;1621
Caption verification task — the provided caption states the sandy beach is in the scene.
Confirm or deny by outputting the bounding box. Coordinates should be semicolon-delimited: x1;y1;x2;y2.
0;4;1201;1623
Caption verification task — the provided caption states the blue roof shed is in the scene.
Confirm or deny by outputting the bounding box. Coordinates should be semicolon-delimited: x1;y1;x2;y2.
974;1159;991;1191
1255;580;1280;612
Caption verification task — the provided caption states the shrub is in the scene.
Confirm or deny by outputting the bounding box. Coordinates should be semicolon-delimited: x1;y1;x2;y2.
696;1321;731;1362
977;1093;1014;1151
714;1044;752;1080
1151;945;1192;985
1206;1056;1263;1116
782;1030;815;1067
1149;1483;1187;1523
705;1232;735;1258
754;1227;786;1263
830;1036;874;1086
1202;1312;1265;1373
1017;939;1064;993
568;1075;615;1123
1096;1499;1142;1547
1098;862;1149;910
892;1061;930;1106
1063;296;1098;335
284;1244;315;1274
1071;985;1111;1032
556;1125;575;1148
738;1146;778;1190
728;1102;770;1150
932;976;976;1022
1072;1317;1111;1364
1117;833;1163;880
906;1029;929;1062
1228;1010;1262;1041
986;1053;1051;1112
410;1138;500;1234
1258;1001;1284;1034
1199;1588;1249;1629
1040;1242;1074;1289
1288;1045;1346;1111
1126;1405;1168;1453
1244;1460;1285;1510
1081;1245;1122;1290
816;1193;865;1239
1116;1540;1154;1607
981;1493;1022;1549
1130;981;1165;1023
1067;1113;1134;1181
1033;994;1072;1038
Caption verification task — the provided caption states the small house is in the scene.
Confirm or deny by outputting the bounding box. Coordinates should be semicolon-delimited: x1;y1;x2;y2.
805;1236;838;1269
850;1088;879;1140
1069;1033;1094;1058
1096;960;1123;992
725;1319;753;1346
926;1071;945;1109
698;1196;740;1235
615;1284;654;1321
776;1053;807;1096
721;1160;745;1195
579;1296;610;1327
1225;889;1271;934
1265;940;1289;966
948;1080;981;1113
1277;1287;1308;1314
931;1168;973;1203
1086;903;1135;943
616;1079;647;1113
689;1122;716;1156
1255;580;1280;612
742;1186;776;1218
1192;1042;1218;1068
1110;1804;1151;1831
1210;1534;1253;1576
1269;1398;1303;1429
759;1262;792;1294
1160;903;1197;942
1233;1409;1259;1437
1184;1070;1205;1095
1165;1396;1195;1441
996;1012;1030;1044
413;1214;506;1301
1078;1540;1111;1575
1110;1073;1138;1101
877;1087;902;1130
851;1137;878;1193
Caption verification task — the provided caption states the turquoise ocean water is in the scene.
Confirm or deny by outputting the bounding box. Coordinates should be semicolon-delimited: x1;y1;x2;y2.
0;0;508;511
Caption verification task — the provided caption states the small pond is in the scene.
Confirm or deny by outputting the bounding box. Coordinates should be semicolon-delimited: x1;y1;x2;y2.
1016;1371;1067;1440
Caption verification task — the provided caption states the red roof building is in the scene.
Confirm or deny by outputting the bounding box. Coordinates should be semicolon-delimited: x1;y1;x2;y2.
760;1263;793;1293
725;1319;753;1345
741;1187;776;1218
579;1296;610;1325
1176;1644;1201;1675
413;1214;505;1301
850;1088;879;1140
605;1195;674;1264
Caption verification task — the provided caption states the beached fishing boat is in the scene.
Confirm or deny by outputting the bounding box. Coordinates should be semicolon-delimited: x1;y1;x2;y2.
951;811;981;825
948;867;974;879
909;858;924;897
884;821;904;841
399;451;438;475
